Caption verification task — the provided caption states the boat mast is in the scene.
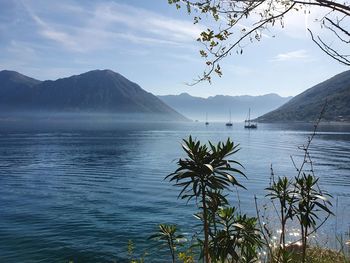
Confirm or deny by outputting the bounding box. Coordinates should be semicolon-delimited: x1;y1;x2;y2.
248;108;251;125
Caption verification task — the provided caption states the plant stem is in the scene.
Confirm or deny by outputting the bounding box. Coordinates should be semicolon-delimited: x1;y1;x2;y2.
301;224;305;263
302;227;307;263
202;184;209;263
169;239;175;263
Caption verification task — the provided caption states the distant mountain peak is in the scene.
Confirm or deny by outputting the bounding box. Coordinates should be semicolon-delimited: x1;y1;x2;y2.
0;69;188;121
0;69;17;75
68;69;122;79
0;70;41;87
82;69;118;75
178;92;192;97
0;69;37;80
158;92;291;121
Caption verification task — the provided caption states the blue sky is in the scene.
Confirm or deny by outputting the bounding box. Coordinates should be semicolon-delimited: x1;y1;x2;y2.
0;0;348;97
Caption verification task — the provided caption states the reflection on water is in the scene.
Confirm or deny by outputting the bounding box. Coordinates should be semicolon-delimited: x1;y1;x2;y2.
0;122;349;262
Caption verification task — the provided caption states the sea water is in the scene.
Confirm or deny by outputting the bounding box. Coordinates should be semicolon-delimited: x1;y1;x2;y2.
0;122;349;262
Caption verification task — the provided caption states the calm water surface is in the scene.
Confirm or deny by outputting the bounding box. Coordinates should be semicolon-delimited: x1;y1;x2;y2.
0;122;349;262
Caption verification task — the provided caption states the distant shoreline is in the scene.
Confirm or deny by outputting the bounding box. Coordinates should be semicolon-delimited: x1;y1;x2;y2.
257;120;350;125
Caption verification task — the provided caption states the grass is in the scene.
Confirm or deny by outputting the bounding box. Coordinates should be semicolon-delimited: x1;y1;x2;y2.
282;246;350;263
305;247;349;263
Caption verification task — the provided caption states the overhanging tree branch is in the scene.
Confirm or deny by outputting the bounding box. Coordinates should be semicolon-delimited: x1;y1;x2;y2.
308;28;350;65
190;2;297;84
169;0;350;84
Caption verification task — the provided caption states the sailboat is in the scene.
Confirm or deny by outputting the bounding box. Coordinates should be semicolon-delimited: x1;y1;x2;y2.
244;108;257;129
226;110;233;126
205;113;209;125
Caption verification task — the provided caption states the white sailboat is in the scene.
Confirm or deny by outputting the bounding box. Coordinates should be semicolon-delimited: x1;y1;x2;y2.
244;108;257;129
226;110;233;126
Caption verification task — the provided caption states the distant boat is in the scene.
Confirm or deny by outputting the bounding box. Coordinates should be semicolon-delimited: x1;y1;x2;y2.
205;113;209;125
226;110;233;126
244;108;257;129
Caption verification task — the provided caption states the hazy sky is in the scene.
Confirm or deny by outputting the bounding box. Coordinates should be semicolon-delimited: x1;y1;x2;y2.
0;0;348;97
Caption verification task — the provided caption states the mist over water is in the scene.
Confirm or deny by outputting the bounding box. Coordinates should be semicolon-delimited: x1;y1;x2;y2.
0;112;190;131
0;121;349;262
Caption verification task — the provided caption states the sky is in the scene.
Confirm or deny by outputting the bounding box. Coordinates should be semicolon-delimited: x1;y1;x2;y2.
0;0;348;98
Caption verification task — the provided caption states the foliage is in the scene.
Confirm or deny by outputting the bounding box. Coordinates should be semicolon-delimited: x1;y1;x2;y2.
161;130;335;262
168;0;350;83
148;224;185;263
128;239;135;261
260;106;334;263
265;175;294;259
145;107;337;262
166;136;246;262
211;207;263;262
178;248;196;263
127;240;148;263
264;173;334;263
292;173;334;262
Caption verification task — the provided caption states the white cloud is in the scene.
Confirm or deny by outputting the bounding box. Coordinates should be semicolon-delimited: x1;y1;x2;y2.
22;2;82;51
20;1;203;52
93;2;203;41
271;49;311;62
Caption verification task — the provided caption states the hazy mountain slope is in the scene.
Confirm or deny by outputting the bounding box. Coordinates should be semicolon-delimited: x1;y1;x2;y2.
0;70;41;107
0;69;187;121
158;93;292;121
258;70;350;122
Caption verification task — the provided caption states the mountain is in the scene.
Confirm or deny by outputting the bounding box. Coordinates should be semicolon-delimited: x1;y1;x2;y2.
0;69;187;121
258;70;350;122
158;93;292;121
0;70;41;106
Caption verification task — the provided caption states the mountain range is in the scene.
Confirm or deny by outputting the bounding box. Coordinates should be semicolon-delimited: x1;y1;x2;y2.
258;70;350;122
158;93;292;121
1;69;349;124
0;69;187;121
